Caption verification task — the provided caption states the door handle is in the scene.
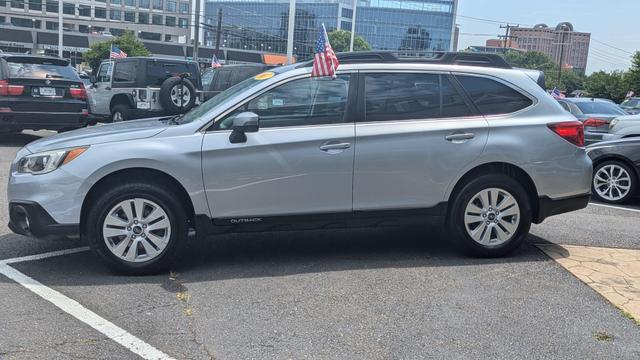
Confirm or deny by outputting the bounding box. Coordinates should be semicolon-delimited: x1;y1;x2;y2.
319;141;351;152
445;133;475;142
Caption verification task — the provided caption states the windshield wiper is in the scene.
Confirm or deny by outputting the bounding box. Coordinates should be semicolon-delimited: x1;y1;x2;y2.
166;113;185;125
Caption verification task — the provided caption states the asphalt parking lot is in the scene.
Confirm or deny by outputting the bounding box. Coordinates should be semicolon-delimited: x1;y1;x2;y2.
1;132;639;359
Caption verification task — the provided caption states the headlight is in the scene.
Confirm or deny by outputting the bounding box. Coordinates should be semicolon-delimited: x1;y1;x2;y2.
17;147;88;175
609;119;619;129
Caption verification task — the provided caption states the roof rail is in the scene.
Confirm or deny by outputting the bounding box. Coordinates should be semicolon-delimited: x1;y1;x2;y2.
331;51;512;69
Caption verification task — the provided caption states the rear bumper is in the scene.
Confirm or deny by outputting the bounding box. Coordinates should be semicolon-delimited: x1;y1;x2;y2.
0;111;87;130
8;201;79;240
535;193;590;224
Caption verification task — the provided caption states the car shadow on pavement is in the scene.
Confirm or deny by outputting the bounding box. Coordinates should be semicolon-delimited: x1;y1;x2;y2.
0;226;553;287
0;132;44;147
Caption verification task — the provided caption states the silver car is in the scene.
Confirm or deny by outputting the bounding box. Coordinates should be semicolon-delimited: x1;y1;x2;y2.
8;52;592;274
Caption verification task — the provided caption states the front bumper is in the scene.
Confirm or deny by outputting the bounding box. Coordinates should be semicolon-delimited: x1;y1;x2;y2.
8;201;79;240
535;193;591;224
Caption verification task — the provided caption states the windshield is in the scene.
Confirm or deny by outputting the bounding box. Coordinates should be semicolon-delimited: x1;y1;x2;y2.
621;99;640;108
7;57;78;80
575;102;627;115
179;74;266;124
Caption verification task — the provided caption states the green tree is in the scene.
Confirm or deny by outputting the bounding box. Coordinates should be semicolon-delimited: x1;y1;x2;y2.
327;30;371;53
504;50;585;92
585;71;629;103
83;32;151;72
626;51;640;94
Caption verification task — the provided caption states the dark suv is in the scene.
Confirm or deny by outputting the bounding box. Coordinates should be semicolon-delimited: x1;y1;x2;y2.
88;57;201;122
0;54;88;133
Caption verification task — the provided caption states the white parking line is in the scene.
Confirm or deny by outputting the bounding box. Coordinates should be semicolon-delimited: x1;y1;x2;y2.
0;248;175;360
589;202;640;214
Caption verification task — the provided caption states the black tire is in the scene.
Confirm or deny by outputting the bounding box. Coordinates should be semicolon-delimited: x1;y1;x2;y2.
592;160;637;204
111;103;130;122
85;181;188;275
159;77;196;115
448;174;532;258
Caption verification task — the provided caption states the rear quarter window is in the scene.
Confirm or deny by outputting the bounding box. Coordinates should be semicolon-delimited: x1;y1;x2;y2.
456;75;533;116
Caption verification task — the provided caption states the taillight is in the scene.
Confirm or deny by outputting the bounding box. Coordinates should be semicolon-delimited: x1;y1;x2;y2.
548;121;585;147
70;84;87;100
0;80;24;96
583;118;608;128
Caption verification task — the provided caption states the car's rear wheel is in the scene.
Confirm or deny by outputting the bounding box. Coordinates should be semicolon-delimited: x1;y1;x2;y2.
592;160;637;204
448;174;532;257
111;104;130;122
85;182;188;275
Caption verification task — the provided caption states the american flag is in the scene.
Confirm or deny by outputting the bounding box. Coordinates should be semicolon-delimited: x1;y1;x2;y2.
110;45;127;59
211;54;222;68
551;87;565;99
311;23;339;78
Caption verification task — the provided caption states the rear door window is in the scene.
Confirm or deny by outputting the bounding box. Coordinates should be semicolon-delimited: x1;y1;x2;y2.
363;73;474;122
6;57;78;80
112;61;136;83
455;75;533;116
97;62;112;83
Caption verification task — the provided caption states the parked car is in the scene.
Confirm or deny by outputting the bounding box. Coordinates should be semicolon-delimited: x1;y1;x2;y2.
88;57;202;122
8;52;592;274
201;64;273;101
557;97;629;145
606;115;640;141
0;54;88;133
587;138;640;204
620;97;640;115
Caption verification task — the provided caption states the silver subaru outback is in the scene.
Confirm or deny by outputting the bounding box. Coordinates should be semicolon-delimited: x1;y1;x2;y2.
8;52;592;274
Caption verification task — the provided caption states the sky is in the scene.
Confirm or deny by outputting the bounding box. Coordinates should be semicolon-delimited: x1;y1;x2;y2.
456;0;638;74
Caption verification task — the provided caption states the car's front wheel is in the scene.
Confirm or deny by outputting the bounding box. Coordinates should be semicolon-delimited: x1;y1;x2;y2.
448;174;532;257
85;182;188;274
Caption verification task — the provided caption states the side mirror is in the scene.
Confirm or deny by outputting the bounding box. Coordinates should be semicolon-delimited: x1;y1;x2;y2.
229;112;259;144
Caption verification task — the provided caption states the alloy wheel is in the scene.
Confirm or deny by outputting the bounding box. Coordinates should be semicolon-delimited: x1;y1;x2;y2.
102;198;171;263
464;187;521;247
593;164;632;201
170;85;191;107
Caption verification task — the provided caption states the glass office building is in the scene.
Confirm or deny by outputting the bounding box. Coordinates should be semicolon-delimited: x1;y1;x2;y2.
203;0;458;60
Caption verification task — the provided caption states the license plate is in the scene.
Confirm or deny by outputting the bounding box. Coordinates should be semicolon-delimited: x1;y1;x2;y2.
137;102;150;109
39;87;56;96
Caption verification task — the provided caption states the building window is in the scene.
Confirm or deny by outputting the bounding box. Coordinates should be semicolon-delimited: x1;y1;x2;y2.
111;0;121;5
79;24;89;33
95;7;106;18
139;31;161;41
124;11;135;22
125;0;134;6
164;34;172;42
152;0;162;10
165;0;175;11
178;18;188;29
179;2;188;13
138;12;149;24
111;28;125;36
29;0;42;11
46;21;58;30
45;0;57;12
10;0;23;9
165;16;175;27
63;2;74;15
110;10;121;20
11;17;40;28
151;14;162;25
78;4;90;16
138;0;149;8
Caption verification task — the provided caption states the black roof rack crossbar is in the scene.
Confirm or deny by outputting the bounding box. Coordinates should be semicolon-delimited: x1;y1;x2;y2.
328;51;512;69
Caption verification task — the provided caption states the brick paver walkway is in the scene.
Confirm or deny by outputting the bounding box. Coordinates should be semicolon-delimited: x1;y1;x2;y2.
538;244;640;324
